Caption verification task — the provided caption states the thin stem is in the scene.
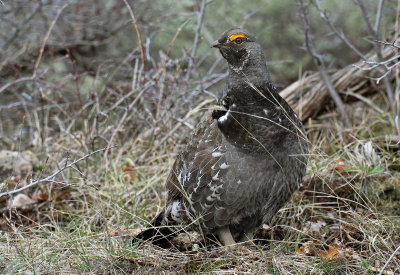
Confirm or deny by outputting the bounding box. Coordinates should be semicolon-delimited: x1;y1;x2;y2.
33;4;68;78
374;0;385;33
184;0;208;82
314;0;366;61
123;0;146;86
0;146;116;198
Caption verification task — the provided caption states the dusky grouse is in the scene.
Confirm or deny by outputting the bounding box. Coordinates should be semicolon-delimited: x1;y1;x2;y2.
137;28;309;246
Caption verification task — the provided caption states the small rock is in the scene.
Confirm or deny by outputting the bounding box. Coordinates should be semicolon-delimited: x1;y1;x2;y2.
0;150;32;181
9;193;37;210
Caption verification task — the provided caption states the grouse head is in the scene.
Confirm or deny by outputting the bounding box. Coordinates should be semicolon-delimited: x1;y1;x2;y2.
211;28;271;84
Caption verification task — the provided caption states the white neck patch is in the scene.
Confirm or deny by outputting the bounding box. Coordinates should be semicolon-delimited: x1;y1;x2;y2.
229;51;249;73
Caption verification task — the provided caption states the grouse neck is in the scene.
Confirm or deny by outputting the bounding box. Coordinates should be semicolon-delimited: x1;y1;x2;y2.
227;53;272;88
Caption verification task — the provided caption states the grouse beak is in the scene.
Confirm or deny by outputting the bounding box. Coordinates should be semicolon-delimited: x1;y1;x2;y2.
211;40;223;48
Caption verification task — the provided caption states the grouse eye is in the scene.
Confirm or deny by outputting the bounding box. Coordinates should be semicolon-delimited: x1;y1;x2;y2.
234;37;244;44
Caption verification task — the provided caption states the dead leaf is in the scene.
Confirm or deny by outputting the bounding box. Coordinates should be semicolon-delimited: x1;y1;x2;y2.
297;241;319;256
122;162;137;183
122;162;133;173
119;225;127;231
320;243;339;261
31;192;49;202
335;160;348;170
333;160;352;175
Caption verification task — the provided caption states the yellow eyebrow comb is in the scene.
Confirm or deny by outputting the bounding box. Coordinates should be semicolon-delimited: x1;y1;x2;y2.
229;33;245;41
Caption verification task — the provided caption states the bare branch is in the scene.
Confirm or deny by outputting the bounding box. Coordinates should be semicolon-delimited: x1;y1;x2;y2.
39;89;72;119
374;39;400;50
357;0;378;39
0;146;117;198
161;19;191;72
297;0;350;126
123;0;146;86
103;83;152;165
0;5;67;95
156;19;190;120
353;58;400;84
314;0;366;61
33;4;68;78
184;0;208;82
240;9;258;29
0;77;39;95
2;1;43;51
357;0;394;105
374;0;385;34
151;98;215;153
394;0;400;134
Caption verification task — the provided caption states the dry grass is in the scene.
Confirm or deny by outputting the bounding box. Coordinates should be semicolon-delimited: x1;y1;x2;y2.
1;92;399;274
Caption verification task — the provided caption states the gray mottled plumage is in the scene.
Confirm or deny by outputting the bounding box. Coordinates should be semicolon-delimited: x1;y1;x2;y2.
137;28;308;245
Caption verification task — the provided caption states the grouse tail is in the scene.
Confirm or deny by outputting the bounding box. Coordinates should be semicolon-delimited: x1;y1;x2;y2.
134;211;176;247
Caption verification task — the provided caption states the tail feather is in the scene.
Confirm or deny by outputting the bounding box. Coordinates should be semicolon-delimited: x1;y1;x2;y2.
134;211;177;248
